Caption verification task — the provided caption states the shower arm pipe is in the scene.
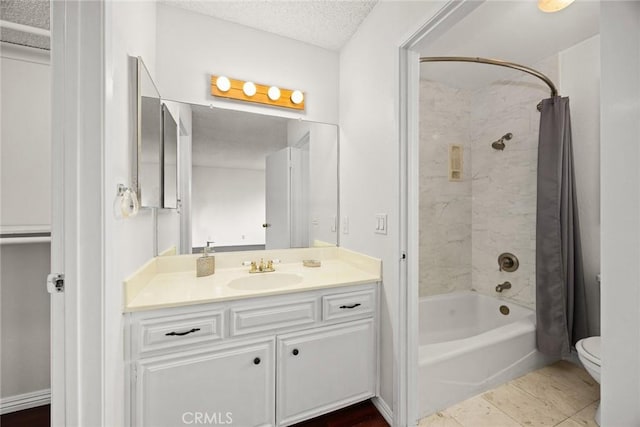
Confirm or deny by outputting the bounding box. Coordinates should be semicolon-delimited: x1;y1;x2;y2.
419;56;558;97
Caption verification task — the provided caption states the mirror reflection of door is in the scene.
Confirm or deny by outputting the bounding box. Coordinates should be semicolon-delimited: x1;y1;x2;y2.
265;147;291;249
187;105;337;254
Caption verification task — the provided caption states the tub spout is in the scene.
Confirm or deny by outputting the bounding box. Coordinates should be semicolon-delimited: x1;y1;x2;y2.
495;281;512;292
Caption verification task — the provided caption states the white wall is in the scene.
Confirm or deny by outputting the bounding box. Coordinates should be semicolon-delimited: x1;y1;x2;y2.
339;0;447;413
156;4;339;124
559;35;601;335
0;46;51;404
0;51;51;231
0;243;51;400
600;2;640;425
192;166;265;248
104;1;157;425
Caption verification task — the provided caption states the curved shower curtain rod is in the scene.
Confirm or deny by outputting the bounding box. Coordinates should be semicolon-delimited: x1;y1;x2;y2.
419;56;559;97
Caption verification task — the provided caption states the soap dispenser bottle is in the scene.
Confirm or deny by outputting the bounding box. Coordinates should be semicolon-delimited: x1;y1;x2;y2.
197;246;215;277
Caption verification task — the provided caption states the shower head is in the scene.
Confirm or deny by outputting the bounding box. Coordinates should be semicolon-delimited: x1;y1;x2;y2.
491;132;513;151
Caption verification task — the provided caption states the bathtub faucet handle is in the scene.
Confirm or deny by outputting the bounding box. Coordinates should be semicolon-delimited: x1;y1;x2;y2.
495;281;512;293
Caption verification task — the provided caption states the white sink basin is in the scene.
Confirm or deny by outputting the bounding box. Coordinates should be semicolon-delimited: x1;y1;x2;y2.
227;273;304;291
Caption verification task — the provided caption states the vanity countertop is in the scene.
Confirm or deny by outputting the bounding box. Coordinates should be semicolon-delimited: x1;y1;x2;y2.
124;247;381;312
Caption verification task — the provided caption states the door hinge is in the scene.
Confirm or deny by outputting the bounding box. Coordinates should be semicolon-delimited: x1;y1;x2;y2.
47;273;65;293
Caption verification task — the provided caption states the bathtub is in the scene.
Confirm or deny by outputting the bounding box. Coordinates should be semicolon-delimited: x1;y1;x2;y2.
418;291;551;417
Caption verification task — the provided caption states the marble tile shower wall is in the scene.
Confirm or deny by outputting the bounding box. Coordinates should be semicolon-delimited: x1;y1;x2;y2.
470;55;558;309
419;80;472;297
419;55;559;308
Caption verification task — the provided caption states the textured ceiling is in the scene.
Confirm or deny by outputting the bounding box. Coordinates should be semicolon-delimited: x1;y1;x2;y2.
191;105;289;170
416;1;599;89
1;0;376;52
161;0;378;51
0;0;50;50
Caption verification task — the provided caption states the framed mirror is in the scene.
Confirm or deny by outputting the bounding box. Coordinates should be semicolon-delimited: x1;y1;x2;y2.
136;57;162;208
158;102;339;254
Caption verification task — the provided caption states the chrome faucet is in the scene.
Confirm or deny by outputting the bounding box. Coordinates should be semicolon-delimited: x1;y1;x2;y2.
495;281;512;293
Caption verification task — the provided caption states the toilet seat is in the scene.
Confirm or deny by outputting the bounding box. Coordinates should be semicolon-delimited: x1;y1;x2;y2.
577;336;601;367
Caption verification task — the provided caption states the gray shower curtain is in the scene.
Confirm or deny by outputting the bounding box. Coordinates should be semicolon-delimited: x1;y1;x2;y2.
536;96;589;358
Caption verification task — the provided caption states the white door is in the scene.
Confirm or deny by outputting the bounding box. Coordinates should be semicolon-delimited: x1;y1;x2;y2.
135;338;275;427
276;319;376;426
265;148;291;249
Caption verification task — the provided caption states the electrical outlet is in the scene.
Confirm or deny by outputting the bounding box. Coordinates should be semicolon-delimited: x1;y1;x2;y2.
375;214;387;235
342;216;349;234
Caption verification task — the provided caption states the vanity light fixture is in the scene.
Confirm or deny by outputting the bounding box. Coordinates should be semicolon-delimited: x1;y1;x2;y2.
538;0;575;12
290;90;304;105
268;86;281;101
243;81;257;97
210;75;305;110
215;76;231;92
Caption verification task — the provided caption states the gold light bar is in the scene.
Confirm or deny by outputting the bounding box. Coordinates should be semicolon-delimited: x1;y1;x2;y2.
210;75;305;111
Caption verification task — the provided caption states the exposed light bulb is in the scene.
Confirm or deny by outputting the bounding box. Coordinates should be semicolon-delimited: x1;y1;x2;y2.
538;0;575;12
290;90;304;105
216;76;231;92
243;81;257;97
268;86;281;101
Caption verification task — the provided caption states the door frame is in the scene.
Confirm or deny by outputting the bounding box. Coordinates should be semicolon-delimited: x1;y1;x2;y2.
396;1;484;425
50;1;106;425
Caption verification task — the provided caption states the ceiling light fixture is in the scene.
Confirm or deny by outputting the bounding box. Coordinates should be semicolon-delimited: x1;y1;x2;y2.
210;75;305;110
538;0;576;13
243;81;257;97
290;90;304;105
268;86;281;101
215;76;231;92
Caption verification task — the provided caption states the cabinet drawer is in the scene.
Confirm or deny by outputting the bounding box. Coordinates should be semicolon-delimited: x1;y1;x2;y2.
136;310;224;355
230;299;317;336
322;289;375;321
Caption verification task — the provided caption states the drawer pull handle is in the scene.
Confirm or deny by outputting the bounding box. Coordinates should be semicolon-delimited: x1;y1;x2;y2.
292;349;299;356
165;328;201;337
254;357;261;365
339;303;361;309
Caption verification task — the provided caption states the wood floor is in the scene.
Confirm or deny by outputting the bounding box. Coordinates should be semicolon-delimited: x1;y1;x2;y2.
0;400;388;427
0;404;50;427
293;400;389;427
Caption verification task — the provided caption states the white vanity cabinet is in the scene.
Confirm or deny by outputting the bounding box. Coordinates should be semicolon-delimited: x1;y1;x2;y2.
125;283;378;427
276;319;376;425
134;338;275;427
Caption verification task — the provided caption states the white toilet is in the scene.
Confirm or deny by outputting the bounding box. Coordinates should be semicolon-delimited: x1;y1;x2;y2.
576;336;601;425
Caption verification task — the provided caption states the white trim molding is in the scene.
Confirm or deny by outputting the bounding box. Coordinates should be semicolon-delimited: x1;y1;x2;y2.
0;389;51;415
0;41;50;65
397;1;483;425
372;396;393;426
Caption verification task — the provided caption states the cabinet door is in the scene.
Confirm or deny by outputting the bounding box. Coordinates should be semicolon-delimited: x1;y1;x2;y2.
135;338;275;427
276;319;376;426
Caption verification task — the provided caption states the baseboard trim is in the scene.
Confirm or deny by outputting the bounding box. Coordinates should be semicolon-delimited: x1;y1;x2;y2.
372;396;393;425
0;389;51;415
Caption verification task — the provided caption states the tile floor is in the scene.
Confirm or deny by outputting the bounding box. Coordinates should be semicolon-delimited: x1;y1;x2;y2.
419;361;600;427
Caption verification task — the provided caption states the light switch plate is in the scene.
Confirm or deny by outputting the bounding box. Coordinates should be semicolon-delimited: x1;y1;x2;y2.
375;214;387;235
